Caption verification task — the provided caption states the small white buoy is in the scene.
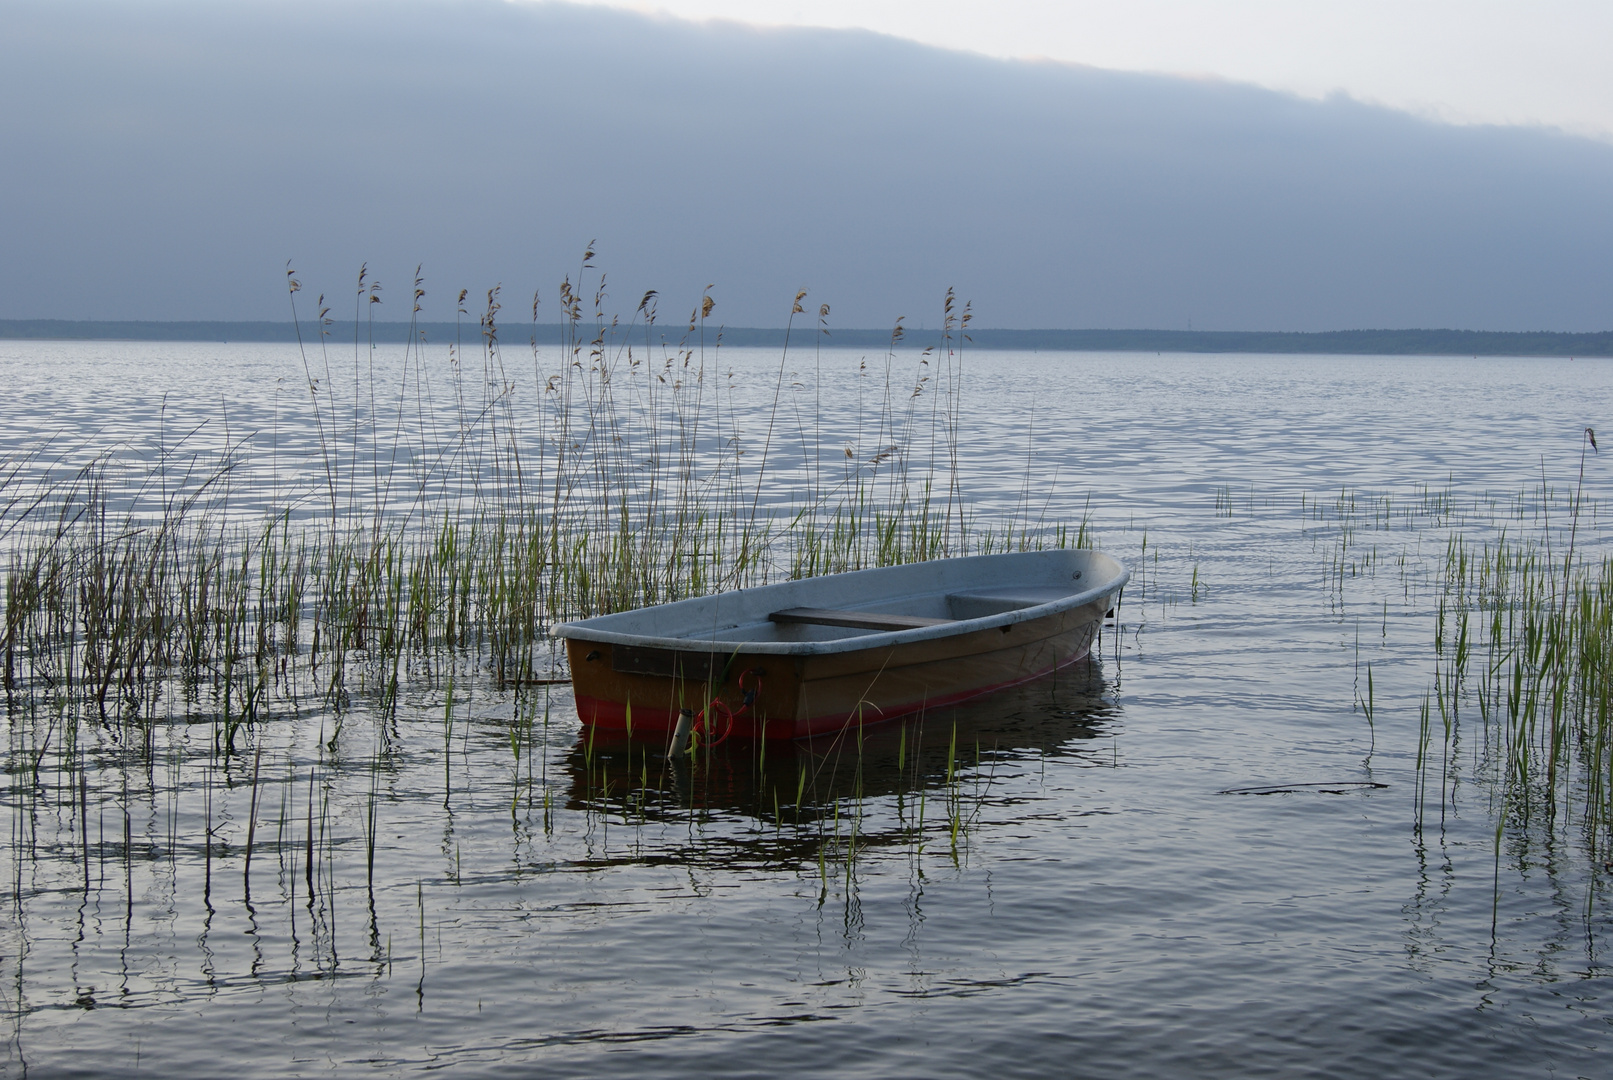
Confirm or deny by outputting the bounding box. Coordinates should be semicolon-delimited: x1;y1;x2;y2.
668;709;694;757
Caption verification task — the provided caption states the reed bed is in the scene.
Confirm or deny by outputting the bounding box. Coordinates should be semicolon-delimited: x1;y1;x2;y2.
1295;433;1612;866
1418;445;1613;863
0;269;1093;986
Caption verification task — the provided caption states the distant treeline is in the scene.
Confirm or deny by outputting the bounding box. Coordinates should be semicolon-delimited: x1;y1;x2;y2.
4;320;1613;357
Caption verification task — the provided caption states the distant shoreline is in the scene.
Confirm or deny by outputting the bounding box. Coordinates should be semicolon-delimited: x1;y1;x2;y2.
2;320;1611;357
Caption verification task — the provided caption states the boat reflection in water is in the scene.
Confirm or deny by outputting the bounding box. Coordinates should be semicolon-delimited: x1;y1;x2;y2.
560;653;1121;864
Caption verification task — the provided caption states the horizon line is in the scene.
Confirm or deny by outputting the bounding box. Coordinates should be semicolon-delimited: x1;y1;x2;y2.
3;319;1612;357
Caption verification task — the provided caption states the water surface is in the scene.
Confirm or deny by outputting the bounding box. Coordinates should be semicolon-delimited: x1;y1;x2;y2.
1;342;1609;1077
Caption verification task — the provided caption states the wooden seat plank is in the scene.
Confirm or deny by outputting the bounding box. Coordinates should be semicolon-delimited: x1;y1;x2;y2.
769;607;953;632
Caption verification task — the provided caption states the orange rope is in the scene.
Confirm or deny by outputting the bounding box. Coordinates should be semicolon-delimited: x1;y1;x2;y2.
692;668;762;749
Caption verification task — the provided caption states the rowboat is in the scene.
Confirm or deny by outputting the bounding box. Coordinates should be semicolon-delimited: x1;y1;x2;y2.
553;548;1128;744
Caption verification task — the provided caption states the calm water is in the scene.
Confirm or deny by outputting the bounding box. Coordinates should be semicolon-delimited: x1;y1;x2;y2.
2;341;1610;1078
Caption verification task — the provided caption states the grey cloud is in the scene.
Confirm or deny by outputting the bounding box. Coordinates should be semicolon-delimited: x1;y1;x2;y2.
3;0;1610;330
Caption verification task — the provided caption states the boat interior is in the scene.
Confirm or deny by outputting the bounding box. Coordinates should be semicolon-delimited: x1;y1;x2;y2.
558;549;1127;648
709;585;1088;644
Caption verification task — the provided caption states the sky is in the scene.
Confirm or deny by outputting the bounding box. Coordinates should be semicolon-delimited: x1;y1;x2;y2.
570;1;1613;140
3;0;1611;332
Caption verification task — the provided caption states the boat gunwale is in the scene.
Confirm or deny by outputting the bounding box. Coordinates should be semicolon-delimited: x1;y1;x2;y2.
552;552;1129;657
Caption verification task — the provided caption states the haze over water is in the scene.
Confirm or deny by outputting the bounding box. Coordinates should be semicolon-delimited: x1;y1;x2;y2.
1;341;1608;1077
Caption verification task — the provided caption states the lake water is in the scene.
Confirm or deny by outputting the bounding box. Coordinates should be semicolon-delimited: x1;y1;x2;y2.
1;341;1610;1078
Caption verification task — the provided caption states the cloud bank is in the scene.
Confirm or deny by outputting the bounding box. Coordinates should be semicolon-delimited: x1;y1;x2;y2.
4;0;1611;330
